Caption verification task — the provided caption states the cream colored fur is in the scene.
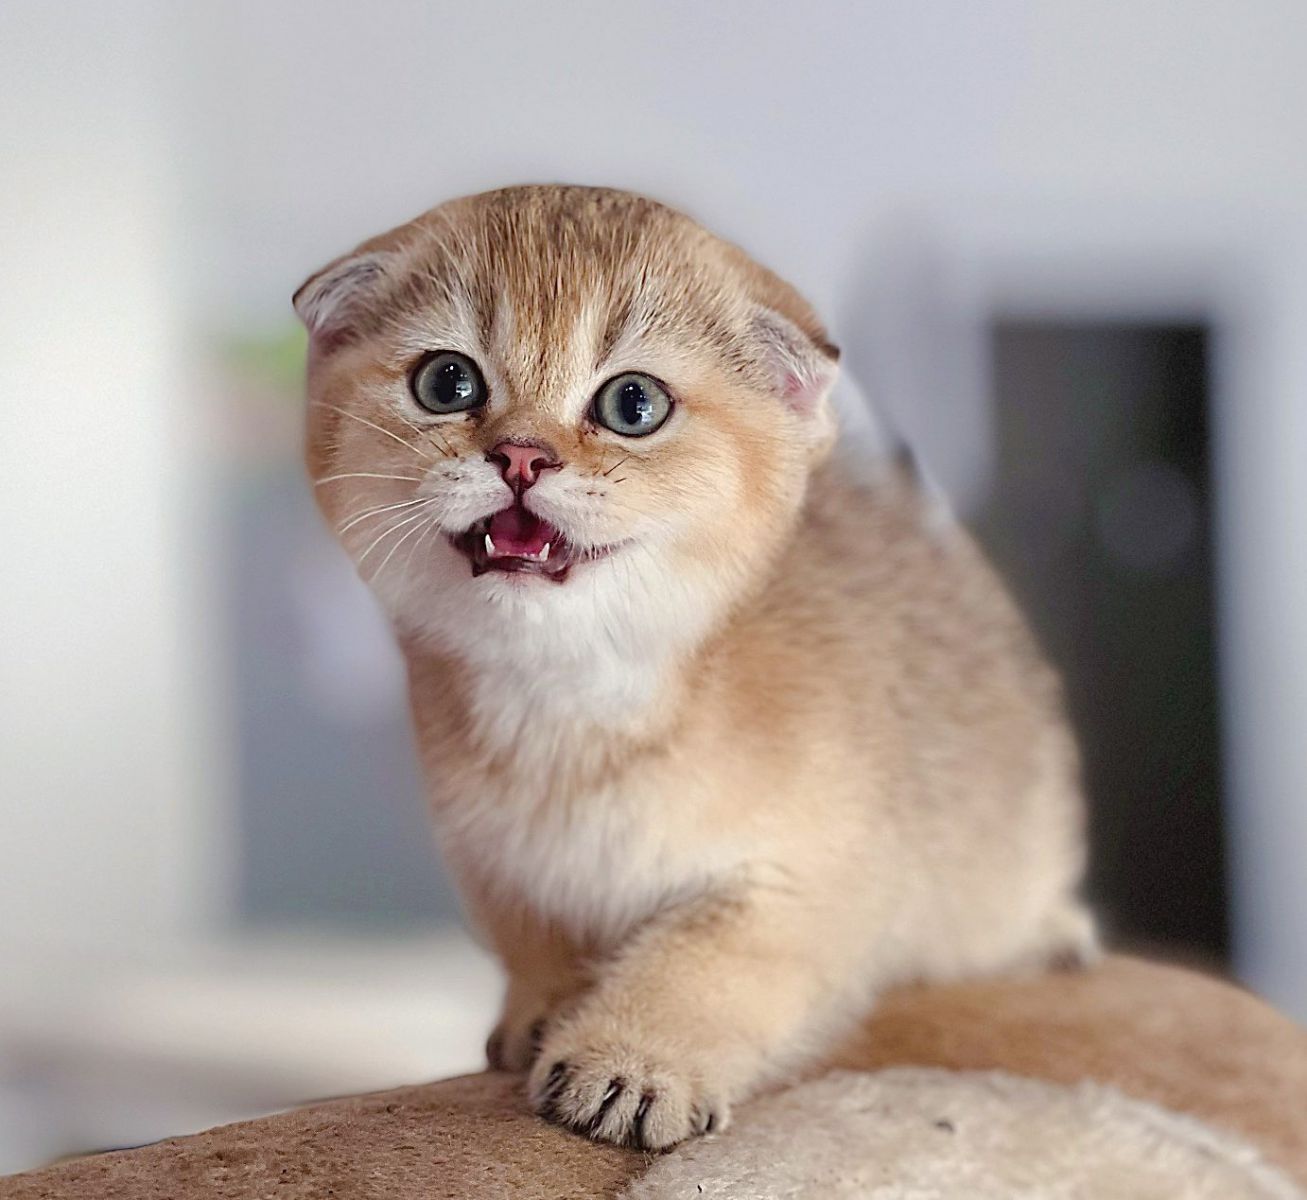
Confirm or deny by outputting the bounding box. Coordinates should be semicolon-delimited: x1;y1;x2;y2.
296;185;1095;1149
623;1069;1305;1200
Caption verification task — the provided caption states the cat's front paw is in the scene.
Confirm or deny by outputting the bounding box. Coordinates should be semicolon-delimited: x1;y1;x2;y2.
485;1010;550;1073
528;1020;729;1150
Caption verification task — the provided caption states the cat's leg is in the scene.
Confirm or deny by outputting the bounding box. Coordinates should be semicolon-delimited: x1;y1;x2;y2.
486;970;583;1072
478;905;591;1073
1019;897;1101;973
528;888;854;1149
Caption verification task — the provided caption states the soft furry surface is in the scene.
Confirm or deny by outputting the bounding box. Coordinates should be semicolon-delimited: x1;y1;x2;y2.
0;1074;635;1200
830;956;1307;1182
6;958;1305;1198
622;1067;1305;1200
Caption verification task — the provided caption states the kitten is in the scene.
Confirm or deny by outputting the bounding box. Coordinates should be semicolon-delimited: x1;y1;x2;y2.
295;185;1095;1150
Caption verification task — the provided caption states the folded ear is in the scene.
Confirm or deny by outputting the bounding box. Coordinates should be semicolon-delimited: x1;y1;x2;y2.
292;250;394;350
751;306;840;424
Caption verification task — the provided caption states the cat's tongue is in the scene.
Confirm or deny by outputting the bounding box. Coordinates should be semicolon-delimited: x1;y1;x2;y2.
486;506;556;558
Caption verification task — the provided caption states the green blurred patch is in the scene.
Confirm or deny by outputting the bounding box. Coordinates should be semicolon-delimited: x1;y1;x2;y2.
220;325;308;394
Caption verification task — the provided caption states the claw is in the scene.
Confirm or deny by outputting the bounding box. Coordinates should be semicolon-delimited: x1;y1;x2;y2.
539;1061;569;1108
581;1078;625;1136
632;1090;656;1149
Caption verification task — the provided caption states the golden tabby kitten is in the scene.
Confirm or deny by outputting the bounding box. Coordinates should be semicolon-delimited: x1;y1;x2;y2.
295;185;1095;1150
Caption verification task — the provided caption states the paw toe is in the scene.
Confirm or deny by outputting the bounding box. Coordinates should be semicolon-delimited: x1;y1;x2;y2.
485;1029;506;1071
530;1048;724;1150
486;1013;552;1073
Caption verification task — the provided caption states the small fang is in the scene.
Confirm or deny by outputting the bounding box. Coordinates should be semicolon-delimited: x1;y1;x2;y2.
485;533;496;556
540;542;551;562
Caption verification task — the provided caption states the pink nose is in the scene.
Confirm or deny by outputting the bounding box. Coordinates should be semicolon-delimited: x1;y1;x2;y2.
486;440;560;490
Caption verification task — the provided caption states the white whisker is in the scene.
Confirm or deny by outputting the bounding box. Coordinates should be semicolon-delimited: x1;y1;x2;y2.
316;471;425;486
337;495;429;535
392;408;455;460
314;401;438;461
355;506;434;564
397;516;441;592
426;427;457;459
372;511;437;582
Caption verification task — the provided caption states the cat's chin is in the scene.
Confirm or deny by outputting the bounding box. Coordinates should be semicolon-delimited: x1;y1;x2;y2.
450;505;616;583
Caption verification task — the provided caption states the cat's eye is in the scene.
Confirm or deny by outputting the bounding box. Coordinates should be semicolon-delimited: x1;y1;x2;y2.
591;373;672;437
410;351;487;414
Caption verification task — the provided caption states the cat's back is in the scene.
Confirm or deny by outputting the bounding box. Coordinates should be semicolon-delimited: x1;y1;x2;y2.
723;455;1071;764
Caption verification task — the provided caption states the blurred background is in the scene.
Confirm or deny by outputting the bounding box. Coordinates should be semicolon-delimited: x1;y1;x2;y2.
3;0;1306;1174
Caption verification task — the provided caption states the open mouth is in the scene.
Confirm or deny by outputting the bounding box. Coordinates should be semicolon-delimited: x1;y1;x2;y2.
452;504;596;582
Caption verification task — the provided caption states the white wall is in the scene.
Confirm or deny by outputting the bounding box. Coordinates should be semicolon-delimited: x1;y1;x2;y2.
185;1;1307;320
0;2;232;952
185;0;1307;1014
1215;247;1307;1014
2;0;1304;1010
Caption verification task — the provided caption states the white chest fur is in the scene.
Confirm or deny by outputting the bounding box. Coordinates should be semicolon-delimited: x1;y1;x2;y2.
434;674;741;946
421;587;745;946
438;772;733;949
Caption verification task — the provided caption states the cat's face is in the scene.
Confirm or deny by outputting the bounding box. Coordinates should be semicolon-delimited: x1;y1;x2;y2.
297;187;838;665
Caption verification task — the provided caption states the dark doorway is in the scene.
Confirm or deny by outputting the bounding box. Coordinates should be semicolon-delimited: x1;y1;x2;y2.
975;322;1227;965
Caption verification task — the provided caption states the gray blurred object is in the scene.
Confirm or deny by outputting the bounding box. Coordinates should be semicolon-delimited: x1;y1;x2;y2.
230;465;460;926
216;329;459;926
980;323;1225;963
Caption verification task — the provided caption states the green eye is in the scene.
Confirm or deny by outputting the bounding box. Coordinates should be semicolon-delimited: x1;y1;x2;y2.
410;351;486;414
591;373;672;437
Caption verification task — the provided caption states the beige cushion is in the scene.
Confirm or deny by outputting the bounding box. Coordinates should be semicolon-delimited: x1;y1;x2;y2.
624;1068;1303;1200
5;957;1305;1198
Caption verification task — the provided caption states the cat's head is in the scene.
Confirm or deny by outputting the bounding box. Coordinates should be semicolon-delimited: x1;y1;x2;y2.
296;186;838;663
